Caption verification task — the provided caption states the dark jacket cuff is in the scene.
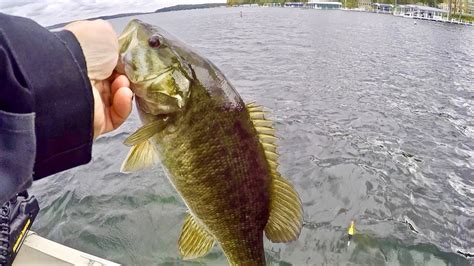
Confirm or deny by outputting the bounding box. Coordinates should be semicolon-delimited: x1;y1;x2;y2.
31;30;94;179
0;14;94;179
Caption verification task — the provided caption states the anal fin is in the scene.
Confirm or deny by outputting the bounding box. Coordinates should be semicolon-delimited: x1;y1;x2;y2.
179;213;215;260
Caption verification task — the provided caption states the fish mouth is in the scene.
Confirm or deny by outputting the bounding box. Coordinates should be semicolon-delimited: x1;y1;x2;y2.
117;51;174;85
125;67;173;88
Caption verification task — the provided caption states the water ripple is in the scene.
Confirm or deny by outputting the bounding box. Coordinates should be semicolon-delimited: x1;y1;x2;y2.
30;7;473;265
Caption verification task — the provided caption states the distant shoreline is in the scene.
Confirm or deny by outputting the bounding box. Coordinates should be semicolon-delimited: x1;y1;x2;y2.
47;2;473;30
46;3;226;29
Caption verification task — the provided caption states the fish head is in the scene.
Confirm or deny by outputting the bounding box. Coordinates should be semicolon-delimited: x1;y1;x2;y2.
117;19;192;119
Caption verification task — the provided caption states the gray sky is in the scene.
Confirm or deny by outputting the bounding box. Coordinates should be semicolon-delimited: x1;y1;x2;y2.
0;0;225;26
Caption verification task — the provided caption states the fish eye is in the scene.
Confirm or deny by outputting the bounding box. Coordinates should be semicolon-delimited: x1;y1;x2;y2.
148;35;161;48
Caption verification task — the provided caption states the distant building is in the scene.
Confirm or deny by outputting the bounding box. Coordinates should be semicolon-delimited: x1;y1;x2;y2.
394;5;447;20
263;3;282;7
373;3;393;13
284;2;305;7
358;0;372;11
241;4;258;7
307;1;343;9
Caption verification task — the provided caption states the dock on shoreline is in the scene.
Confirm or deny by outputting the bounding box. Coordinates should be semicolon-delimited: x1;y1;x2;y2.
233;2;474;26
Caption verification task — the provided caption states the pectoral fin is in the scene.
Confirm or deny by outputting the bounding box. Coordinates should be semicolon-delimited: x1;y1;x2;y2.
179;213;215;260
120;139;159;172
246;103;303;243
124;120;166;146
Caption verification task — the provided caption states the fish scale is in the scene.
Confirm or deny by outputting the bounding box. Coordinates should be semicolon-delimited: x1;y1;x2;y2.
154;85;270;264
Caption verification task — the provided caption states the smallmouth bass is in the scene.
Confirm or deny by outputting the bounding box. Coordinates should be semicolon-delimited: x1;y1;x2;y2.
118;19;303;265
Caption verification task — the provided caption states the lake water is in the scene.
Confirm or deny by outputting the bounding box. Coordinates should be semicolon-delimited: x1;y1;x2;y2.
30;7;473;265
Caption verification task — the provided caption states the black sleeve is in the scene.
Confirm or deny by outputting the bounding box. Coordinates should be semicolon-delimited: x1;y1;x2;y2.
0;13;94;204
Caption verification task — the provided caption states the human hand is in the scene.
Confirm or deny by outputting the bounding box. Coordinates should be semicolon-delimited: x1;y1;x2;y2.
65;20;133;139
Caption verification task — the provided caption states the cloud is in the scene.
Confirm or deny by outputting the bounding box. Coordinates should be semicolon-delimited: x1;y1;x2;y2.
0;0;225;26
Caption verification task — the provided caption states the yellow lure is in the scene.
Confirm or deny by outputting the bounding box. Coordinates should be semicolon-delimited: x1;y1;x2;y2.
348;220;355;236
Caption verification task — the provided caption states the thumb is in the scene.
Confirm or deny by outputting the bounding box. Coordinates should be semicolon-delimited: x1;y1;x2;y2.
65;20;119;80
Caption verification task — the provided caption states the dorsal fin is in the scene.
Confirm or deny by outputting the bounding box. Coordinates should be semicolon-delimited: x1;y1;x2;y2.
246;103;281;176
179;213;215;260
246;103;303;243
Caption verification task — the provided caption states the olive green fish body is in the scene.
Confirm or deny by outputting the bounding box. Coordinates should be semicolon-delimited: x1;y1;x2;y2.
155;83;270;264
119;19;303;266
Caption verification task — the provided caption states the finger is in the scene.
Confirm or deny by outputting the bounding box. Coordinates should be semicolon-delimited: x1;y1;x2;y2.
96;80;112;107
111;75;130;95
108;71;123;83
92;85;106;139
109;87;133;129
